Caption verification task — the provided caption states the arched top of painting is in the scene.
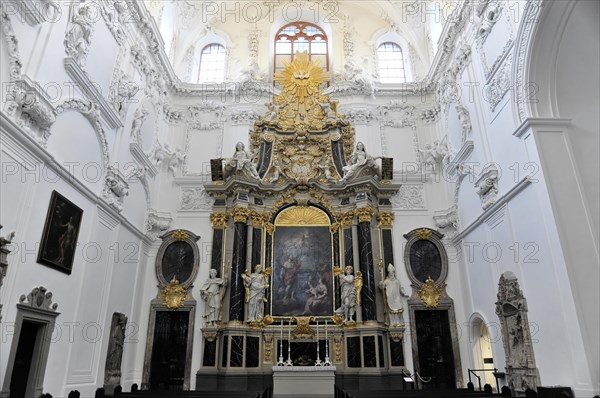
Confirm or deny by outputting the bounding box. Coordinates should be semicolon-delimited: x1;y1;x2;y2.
275;205;331;226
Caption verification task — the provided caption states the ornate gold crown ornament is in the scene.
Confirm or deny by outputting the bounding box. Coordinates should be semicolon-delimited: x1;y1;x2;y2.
161;276;187;309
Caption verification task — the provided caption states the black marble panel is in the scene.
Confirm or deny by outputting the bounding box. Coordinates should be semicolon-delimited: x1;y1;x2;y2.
347;337;361;368
229;222;248;321
258;141;273;178
264;233;272;315
333;231;341;307
343;228;353;267
214;198;226;206
211;228;224;272
381;229;394;272
280;341;323;365
390;339;404;366
331;141;346;177
251;228;262;269
363;336;376;368
358;222;377;321
203;338;217;367
245;336;259;368
254;198;264;206
221;336;229;368
230;335;244;367
378;335;385;368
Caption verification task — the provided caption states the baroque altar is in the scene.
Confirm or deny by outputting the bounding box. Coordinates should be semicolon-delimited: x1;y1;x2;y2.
197;52;408;393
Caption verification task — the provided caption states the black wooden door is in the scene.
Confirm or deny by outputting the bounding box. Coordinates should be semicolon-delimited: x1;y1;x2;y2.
415;310;456;389
10;321;40;398
149;311;189;390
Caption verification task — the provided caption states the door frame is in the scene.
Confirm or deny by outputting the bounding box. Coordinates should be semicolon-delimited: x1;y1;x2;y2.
408;300;463;388
141;299;196;390
1;304;60;398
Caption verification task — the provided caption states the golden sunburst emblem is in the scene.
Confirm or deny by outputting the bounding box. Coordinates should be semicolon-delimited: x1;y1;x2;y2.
275;51;329;105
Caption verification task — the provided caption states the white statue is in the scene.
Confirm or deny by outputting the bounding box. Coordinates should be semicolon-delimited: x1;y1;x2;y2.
168;147;185;177
114;70;139;113
130;107;149;144
335;266;357;322
379;264;408;326
342;142;381;182
200;269;228;326
223;142;261;180
146;139;167;168
64;2;96;67
420;136;453;166
241;264;269;322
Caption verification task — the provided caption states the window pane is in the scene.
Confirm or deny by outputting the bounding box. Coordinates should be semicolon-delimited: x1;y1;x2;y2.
276;40;292;55
294;38;309;53
378;42;406;83
311;41;327;54
198;44;226;84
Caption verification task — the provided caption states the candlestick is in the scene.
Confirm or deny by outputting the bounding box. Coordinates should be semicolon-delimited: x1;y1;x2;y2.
324;321;331;366
285;318;293;366
277;319;285;366
315;320;322;366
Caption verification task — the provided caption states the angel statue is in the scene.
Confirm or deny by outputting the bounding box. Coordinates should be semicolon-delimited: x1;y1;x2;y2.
334;266;363;322
378;264;408;326
223;142;261;180
341;142;381;182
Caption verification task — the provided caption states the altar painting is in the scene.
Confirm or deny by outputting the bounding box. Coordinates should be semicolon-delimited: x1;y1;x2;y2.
272;225;333;317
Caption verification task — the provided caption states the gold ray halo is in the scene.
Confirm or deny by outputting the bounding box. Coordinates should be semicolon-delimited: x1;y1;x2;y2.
275;206;330;226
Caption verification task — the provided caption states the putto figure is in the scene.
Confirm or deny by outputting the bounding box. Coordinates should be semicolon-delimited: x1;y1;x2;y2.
223;142;261;180
242;264;270;322
341;142;381;182
200;269;228;326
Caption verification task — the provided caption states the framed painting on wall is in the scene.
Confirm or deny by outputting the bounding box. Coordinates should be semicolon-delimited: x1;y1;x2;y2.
37;191;83;274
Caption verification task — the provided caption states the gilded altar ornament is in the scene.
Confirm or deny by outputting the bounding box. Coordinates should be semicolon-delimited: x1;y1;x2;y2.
210;213;228;228
264;222;275;235
275;206;330;226
329;223;340;234
331;314;344;326
336;211;355;227
251;210;266;227
333;334;343;362
418;277;442;308
171;229;189;241
231;207;251;223
415;228;433;240
292;316;315;339
355;207;374;223
377;212;395;228
203;330;218;342
263;334;274;362
162;276;187;309
354;271;363;306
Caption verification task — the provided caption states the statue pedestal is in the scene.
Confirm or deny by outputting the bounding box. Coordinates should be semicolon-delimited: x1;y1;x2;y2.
272;366;336;398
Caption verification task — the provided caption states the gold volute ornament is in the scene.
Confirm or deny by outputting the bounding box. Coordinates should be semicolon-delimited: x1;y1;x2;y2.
231;207;251;223
171;229;189;241
161;276;187;309
415;228;433;240
418;277;442;308
354;207;374;223
377;212;395;228
210;213;228;228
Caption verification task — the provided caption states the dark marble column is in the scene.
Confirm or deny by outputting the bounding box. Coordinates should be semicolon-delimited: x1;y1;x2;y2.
377;212;395;273
356;207;377;321
229;208;250;322
209;213;228;273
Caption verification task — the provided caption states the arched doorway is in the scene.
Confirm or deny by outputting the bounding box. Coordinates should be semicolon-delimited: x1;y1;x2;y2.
471;318;495;389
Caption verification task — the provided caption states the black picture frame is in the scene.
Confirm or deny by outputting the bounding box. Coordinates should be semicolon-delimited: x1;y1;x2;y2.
37;191;83;274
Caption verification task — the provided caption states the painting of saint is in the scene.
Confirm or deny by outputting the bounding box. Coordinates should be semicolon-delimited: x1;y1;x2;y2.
272;226;333;316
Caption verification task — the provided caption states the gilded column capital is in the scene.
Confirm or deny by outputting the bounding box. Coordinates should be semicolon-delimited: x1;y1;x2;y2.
377;212;395;228
250;210;266;227
354;207;374;223
231;207;251;223
336;211;354;227
265;222;275;235
210;213;229;228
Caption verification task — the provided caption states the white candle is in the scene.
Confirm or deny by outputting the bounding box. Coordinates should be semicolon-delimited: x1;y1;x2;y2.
316;320;319;341
288;318;291;341
325;320;328;340
280;319;283;340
